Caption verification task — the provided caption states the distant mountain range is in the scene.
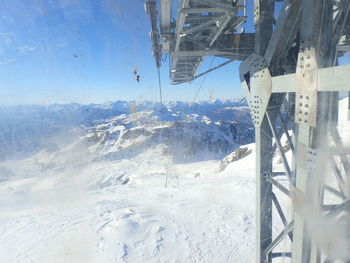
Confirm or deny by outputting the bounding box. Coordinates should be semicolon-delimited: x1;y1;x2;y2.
0;100;252;160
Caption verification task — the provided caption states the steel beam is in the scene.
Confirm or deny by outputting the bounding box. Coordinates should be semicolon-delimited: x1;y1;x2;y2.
266;112;293;185
271;64;350;93
264;0;302;68
292;1;337;262
253;1;275;262
272;192;293;241
263;221;294;257
266;175;291;197
160;0;172;52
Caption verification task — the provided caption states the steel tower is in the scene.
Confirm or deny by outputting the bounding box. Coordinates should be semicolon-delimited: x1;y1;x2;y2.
146;0;350;262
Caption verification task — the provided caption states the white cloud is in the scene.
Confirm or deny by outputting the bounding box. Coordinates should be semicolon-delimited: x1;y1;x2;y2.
0;59;16;65
16;45;37;53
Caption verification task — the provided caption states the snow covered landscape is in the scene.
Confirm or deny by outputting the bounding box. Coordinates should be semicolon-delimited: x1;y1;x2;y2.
0;100;257;262
0;98;347;262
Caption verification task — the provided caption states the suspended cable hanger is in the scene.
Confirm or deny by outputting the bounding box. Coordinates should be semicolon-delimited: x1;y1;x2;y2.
193;56;216;102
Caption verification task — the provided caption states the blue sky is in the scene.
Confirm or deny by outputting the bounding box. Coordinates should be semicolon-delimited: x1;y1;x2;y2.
2;0;347;105
0;0;255;105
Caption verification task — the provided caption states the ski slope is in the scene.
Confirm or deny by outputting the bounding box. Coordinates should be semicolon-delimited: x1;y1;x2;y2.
0;144;257;263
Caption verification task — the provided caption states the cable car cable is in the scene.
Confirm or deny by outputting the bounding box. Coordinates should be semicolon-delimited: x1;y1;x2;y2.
193;56;215;101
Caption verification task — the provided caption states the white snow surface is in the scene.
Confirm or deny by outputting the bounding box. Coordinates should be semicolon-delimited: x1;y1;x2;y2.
0;143;257;263
0;104;256;263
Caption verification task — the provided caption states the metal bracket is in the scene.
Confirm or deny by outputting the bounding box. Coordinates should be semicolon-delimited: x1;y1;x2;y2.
306;148;318;177
240;53;272;127
295;38;318;127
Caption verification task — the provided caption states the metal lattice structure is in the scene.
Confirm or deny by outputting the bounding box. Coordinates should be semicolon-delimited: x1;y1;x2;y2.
147;0;254;83
147;0;350;262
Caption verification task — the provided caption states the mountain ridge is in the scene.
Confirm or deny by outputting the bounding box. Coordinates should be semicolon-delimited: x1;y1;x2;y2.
0;100;252;160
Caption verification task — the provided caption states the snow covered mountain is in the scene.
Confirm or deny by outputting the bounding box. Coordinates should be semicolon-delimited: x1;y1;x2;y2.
0;100;258;262
0;100;251;160
85;113;253;162
0;109;254;175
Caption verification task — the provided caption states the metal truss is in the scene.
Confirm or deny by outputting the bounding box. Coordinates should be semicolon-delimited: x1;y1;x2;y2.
146;0;163;68
170;0;248;84
148;0;253;84
147;0;350;262
239;0;350;262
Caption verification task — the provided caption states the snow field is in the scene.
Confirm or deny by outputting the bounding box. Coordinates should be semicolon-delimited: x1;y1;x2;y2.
0;144;257;263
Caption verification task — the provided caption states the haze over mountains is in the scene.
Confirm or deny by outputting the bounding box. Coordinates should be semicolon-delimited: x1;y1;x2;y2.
0;100;252;160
